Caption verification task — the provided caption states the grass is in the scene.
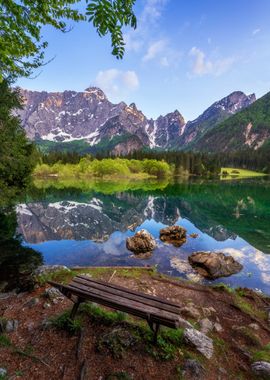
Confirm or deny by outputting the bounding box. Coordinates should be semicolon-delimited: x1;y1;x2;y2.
221;167;266;180
252;343;270;362
78;302;186;361
0;334;12;347
81;303;127;326
233;294;266;319
211;283;235;294
49;311;83;334
36;267;154;287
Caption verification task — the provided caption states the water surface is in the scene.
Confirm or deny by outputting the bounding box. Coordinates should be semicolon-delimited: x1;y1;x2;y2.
13;177;270;294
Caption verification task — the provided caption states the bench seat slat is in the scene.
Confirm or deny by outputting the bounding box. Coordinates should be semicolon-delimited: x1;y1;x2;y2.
76;275;179;308
71;277;181;314
59;283;180;328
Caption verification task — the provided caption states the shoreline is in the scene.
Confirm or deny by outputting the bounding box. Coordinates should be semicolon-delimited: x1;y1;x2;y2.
1;266;270;379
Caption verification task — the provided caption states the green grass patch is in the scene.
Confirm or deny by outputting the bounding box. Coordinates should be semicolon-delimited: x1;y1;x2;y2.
253;343;270;362
211;283;235;293
0;334;12;347
233;294;266;319
49;311;83;334
221;167;266;180
81;303;127;325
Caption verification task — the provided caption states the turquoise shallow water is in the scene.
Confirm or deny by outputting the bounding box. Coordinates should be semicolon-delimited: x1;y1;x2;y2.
13;177;270;294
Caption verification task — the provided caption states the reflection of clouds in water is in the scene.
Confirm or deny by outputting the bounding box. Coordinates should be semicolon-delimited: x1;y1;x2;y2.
251;250;270;272
102;232;126;256
219;248;245;261
170;257;202;283
261;272;270;284
220;247;270;286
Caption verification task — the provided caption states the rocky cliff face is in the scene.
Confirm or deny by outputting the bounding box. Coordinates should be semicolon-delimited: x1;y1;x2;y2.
176;91;256;149
16;87;256;154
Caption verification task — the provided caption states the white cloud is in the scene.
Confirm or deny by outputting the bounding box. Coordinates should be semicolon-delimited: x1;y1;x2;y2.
124;0;169;52
189;46;235;77
252;28;261;36
122;70;139;89
143;39;167;62
94;69;139;101
142;38;182;67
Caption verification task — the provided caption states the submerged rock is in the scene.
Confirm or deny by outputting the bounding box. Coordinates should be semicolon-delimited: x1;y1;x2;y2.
160;225;187;247
188;252;243;279
126;230;157;255
184;328;214;359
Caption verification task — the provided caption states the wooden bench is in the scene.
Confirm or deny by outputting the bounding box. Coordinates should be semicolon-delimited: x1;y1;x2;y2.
48;275;189;342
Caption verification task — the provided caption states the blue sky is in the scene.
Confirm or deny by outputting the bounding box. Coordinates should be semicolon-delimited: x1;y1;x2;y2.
16;0;270;121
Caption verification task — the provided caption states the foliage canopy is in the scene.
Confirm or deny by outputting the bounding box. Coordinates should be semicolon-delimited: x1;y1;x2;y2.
0;0;137;80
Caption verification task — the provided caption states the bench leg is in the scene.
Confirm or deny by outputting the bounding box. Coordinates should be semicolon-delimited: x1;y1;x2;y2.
70;299;81;320
147;321;160;344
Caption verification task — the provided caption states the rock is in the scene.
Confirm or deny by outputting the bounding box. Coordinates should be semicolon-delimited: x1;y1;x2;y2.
126;230;157;255
132;251;152;260
97;328;138;358
33;265;70;277
251;361;270;379
182;359;205;379
25;297;39;307
5;319;19;333
159;225;187;247
180;305;201;320
41;318;52;330
199;318;213;334
249;323;260;331
43;302;51;309
188;252;243;279
0;292;14;300
184;328;214;359
202;306;216;317
176;317;193;329
45;287;64;302
0;368;7;377
0;281;8;292
214;322;223;333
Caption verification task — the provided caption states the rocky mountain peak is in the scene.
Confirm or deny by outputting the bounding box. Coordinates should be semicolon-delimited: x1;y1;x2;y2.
16;85;259;154
84;87;107;101
213;91;256;114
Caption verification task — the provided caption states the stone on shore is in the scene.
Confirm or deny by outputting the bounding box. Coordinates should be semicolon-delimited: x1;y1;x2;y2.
184;328;214;359
251;361;270;379
126;230;157;255
188;251;243;279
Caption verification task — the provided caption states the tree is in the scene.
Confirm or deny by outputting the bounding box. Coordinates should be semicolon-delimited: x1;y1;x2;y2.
0;79;37;203
0;0;137;81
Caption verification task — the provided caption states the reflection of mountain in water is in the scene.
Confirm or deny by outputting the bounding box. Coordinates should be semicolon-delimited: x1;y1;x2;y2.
16;192;233;244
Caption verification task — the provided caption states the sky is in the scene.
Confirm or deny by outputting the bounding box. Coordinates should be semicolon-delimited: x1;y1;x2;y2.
16;0;270;121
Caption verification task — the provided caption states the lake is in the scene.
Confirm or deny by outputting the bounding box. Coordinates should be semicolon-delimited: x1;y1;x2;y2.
2;177;270;294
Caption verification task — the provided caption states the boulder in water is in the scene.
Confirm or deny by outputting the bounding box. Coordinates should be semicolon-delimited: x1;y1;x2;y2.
126;230;157;255
188;252;243;279
160;225;187;247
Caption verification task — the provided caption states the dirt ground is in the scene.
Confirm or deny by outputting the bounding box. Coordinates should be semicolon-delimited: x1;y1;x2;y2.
0;268;270;380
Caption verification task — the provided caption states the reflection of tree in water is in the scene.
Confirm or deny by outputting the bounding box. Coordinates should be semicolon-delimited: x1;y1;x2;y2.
0;207;43;292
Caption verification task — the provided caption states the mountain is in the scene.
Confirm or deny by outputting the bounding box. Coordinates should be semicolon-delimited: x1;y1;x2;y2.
16;87;186;154
174;91;256;149
16;87;256;154
192;91;270;152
